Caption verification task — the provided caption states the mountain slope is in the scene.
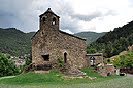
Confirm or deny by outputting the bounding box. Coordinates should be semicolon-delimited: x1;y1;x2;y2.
96;21;133;43
88;20;133;57
0;28;105;56
74;32;106;44
0;28;35;56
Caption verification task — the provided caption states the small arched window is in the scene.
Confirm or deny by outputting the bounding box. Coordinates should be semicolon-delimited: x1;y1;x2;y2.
53;17;56;25
64;52;67;63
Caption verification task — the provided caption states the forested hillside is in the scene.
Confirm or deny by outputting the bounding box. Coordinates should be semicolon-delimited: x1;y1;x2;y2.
0;28;35;56
0;28;105;56
88;20;133;57
74;32;106;44
2;21;133;58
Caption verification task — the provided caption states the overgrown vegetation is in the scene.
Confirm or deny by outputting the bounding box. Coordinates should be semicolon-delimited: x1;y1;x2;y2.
0;53;20;77
87;20;133;58
57;57;65;67
107;51;133;67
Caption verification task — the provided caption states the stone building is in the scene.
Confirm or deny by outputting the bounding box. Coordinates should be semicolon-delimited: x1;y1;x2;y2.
32;8;88;71
87;53;103;66
86;53;115;76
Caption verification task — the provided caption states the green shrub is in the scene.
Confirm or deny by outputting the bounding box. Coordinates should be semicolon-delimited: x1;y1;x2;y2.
0;53;20;77
110;51;133;67
57;57;64;67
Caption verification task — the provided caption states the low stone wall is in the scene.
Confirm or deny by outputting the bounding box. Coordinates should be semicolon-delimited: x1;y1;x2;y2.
97;63;115;76
32;64;52;71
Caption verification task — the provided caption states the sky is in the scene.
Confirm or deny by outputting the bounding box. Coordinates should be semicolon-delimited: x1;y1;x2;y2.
0;0;133;34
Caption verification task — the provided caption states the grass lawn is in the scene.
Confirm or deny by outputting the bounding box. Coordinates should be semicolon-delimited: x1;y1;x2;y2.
0;67;132;88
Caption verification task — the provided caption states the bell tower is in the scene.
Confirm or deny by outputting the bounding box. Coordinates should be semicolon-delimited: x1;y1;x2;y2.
39;8;60;31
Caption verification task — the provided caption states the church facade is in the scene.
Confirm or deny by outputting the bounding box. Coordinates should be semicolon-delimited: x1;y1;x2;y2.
32;8;88;71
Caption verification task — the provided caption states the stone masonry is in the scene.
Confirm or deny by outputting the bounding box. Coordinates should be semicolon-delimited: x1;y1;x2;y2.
32;8;88;72
97;63;115;76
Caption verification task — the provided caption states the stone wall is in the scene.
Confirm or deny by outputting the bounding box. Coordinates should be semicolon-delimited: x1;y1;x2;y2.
32;29;88;70
97;63;115;76
32;8;88;71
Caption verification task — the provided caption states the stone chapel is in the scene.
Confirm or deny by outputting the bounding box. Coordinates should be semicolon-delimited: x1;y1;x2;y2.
32;8;88;71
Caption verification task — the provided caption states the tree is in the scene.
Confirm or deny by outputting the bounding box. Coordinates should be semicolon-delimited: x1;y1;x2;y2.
0;53;20;77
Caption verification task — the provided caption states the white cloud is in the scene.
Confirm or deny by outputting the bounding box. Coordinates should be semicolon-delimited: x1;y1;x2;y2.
71;0;133;33
61;29;73;34
0;0;133;33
